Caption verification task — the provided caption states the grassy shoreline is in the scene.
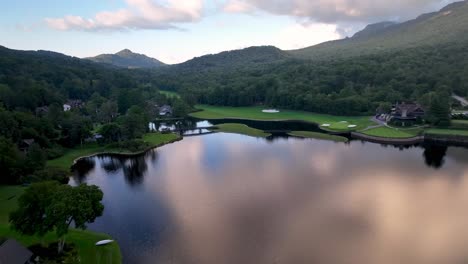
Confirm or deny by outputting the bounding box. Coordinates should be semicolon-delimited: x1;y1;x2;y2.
360;127;424;139
48;133;181;170
190;105;375;132
0;186;121;263
209;123;271;137
288;131;348;142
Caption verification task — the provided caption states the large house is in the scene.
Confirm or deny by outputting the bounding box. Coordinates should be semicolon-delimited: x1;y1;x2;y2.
391;102;425;121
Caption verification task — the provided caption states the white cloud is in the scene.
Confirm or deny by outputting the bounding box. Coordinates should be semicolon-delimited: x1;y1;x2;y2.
222;0;458;24
273;23;341;50
46;0;204;31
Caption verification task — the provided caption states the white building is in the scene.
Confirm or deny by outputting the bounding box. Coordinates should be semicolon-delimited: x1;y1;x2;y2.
63;104;71;112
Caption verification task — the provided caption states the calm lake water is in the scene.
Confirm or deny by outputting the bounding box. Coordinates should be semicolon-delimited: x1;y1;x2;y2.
72;132;468;264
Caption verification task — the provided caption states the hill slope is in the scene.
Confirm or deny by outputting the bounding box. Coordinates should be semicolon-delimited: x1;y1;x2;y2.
290;0;468;59
169;46;291;73
87;49;165;69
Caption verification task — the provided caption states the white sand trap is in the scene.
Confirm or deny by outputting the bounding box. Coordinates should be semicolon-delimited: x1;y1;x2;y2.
348;125;357;128
340;121;349;123
322;124;331;127
262;109;280;113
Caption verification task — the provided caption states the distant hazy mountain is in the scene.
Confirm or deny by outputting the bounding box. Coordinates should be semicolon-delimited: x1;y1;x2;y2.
87;49;165;69
289;0;468;59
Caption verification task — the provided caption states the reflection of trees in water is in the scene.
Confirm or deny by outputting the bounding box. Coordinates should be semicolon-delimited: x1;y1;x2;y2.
102;156;125;173
72;158;96;184
99;154;149;186
146;150;159;166
423;144;448;169
122;155;148;186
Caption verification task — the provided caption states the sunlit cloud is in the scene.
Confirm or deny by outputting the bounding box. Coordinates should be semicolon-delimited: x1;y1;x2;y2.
45;0;204;31
222;0;459;23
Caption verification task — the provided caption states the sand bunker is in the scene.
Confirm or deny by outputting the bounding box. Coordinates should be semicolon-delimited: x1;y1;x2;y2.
262;109;280;113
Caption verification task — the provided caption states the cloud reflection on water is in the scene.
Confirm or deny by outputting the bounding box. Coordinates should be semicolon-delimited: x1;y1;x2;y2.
150;135;468;264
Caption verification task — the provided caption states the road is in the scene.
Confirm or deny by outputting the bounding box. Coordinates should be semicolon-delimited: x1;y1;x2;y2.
452;94;468;107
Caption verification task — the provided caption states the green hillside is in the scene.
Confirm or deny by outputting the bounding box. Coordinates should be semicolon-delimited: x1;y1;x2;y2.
87;49;166;69
289;1;468;60
153;1;468;116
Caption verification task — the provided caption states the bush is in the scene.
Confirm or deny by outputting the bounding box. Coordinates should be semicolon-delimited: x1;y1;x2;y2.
46;145;65;160
107;140;150;152
23;167;70;184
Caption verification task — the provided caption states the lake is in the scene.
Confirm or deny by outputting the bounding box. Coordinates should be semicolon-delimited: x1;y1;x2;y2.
72;132;468;264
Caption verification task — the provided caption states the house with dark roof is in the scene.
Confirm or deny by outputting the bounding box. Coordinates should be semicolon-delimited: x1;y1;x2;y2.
391;102;425;120
19;139;35;153
0;239;34;264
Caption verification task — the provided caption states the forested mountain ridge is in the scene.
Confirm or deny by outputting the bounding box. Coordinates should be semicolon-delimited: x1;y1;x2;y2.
153;1;468;116
87;49;166;69
165;46;291;73
290;0;468;60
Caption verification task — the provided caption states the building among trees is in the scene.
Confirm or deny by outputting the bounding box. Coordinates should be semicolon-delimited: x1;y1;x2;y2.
391;102;426;121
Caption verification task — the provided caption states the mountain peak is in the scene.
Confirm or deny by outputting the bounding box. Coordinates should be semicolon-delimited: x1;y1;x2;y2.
117;49;133;55
87;49;166;69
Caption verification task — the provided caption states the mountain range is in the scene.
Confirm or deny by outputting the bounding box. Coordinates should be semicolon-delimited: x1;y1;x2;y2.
0;0;467;116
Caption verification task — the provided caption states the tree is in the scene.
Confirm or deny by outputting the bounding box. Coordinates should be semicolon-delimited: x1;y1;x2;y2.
172;99;190;117
24;143;46;174
10;182;104;253
119;106;147;139
427;94;451;127
99;123;122;143
10;182;60;238
48;184;104;252
0;137;22;184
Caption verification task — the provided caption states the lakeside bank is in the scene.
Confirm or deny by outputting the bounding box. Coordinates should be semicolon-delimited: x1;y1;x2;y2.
48;133;182;170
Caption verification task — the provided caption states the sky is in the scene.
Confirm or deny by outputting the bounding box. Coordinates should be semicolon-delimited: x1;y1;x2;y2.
0;0;458;64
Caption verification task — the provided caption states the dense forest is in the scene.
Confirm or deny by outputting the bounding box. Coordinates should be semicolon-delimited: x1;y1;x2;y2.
0;46;190;184
154;40;467;116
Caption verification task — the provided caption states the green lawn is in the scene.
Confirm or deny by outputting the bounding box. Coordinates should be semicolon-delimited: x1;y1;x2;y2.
0;186;25;225
425;128;468;136
48;133;181;169
210;123;271;138
0;186;121;264
190;105;375;131
451;120;468;129
288;131;348;142
361;127;423;138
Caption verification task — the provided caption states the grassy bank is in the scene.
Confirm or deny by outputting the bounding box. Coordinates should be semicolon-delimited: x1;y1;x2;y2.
190;105;375;131
0;186;121;264
210;123;271;138
425;128;468;136
361;127;423;138
288;131;348;142
48;133;181;169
